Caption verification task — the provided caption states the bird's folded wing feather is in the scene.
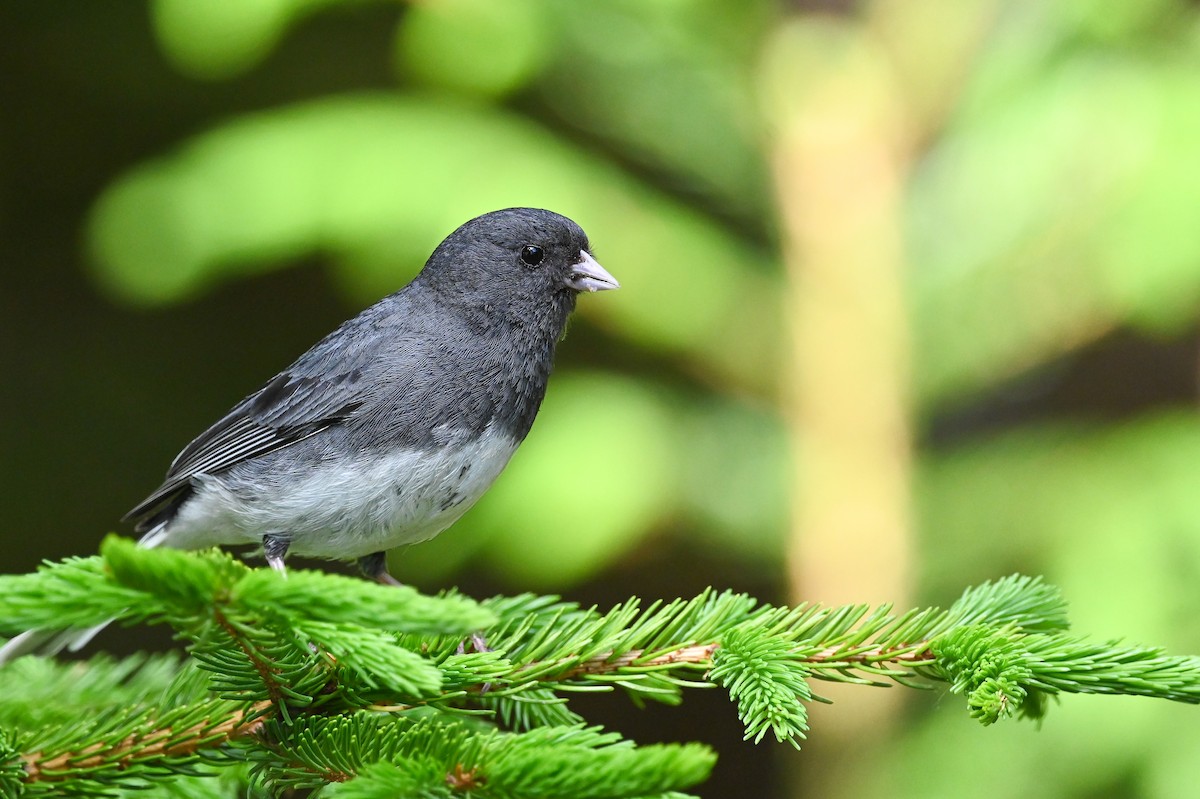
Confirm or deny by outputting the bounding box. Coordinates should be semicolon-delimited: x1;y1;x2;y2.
122;367;367;525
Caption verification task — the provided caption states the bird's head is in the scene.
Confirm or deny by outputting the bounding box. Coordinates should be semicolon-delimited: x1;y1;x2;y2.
420;208;619;320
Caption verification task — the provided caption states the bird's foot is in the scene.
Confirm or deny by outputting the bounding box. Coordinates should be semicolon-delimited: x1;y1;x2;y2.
456;632;492;656
263;534;290;578
358;551;403;586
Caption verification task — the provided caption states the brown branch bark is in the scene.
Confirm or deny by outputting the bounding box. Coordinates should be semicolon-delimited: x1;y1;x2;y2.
536;640;933;682
554;644;721;680
803;644;933;666
214;608;286;706
23;700;272;783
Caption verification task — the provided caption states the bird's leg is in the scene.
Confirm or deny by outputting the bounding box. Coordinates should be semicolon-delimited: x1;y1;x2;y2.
456;631;494;694
358;550;403;586
455;632;492;656
263;534;290;577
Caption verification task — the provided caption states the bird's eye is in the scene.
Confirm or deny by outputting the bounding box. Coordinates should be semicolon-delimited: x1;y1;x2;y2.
520;245;544;267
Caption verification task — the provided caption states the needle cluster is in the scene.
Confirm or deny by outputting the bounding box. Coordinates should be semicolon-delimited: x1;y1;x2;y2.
0;538;1197;798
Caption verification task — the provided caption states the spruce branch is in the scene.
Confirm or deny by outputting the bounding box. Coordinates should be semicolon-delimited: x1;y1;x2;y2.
1;543;1198;798
20;701;268;785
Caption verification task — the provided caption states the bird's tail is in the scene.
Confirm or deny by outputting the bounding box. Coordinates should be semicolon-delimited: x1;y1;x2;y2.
0;524;167;666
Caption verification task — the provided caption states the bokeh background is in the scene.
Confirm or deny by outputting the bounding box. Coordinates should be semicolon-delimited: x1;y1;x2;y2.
4;1;1200;797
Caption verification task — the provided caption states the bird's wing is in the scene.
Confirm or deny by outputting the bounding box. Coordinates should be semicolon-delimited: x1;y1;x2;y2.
123;366;367;527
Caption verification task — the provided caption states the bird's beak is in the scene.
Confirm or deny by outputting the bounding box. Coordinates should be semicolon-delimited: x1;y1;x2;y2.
566;251;620;293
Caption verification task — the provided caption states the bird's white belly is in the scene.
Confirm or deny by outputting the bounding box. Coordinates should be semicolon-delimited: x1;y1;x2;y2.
161;427;521;560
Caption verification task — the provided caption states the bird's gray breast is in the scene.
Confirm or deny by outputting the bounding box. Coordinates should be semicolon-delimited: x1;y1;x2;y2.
351;315;558;449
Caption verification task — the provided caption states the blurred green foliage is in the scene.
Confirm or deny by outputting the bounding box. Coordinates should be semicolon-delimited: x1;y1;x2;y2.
7;0;1200;797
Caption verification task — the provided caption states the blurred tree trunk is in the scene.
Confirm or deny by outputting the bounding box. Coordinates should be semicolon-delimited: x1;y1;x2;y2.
764;2;993;794
764;15;913;799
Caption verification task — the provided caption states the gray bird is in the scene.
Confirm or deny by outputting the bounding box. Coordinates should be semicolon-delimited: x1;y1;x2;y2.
0;208;617;664
127;206;618;583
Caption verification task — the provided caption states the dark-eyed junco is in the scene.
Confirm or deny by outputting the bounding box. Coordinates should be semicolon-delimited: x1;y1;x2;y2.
0;208;616;664
126;207;618;583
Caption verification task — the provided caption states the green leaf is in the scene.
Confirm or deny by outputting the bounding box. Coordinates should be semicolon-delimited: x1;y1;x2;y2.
152;0;315;79
395;0;546;97
85;95;779;392
475;373;675;588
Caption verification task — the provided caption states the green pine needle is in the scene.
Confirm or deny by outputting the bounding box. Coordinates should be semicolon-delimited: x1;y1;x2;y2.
232;569;494;634
1;549;1198;797
711;627;811;746
0;556;157;634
